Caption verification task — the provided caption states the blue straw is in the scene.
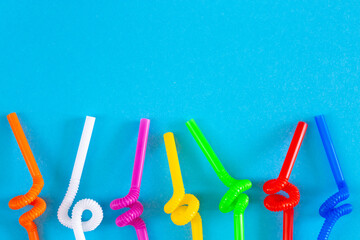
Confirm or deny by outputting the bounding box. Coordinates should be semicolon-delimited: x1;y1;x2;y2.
314;115;345;189
315;115;352;240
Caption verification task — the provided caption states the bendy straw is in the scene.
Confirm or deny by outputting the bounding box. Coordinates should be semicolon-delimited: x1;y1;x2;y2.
186;119;251;240
164;132;203;240
58;116;103;240
110;118;150;240
315;115;352;240
263;121;307;240
7;113;46;240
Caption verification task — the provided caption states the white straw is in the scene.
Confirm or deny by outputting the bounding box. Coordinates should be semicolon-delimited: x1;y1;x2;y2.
57;116;103;240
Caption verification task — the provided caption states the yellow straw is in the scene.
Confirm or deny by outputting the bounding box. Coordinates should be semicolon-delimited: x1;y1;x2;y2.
164;132;203;240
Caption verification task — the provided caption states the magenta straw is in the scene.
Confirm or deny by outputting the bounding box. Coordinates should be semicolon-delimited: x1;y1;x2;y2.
110;119;150;240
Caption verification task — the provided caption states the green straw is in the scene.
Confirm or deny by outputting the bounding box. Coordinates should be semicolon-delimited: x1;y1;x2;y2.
186;119;252;240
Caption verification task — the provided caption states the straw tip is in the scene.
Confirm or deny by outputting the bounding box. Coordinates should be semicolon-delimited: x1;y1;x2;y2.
297;121;308;128
186;118;196;125
85;116;96;123
314;115;325;120
164;132;174;138
7;112;17;118
140;118;150;123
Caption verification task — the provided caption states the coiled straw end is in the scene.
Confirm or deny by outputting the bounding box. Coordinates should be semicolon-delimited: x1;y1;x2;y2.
168;193;200;226
110;187;140;210
219;179;252;214
263;178;300;212
317;188;352;240
111;188;147;231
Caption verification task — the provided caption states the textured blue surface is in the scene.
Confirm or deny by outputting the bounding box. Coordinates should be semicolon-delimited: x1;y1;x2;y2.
0;1;359;239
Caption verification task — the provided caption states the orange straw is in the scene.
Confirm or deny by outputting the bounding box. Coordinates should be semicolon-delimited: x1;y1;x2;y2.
7;113;46;240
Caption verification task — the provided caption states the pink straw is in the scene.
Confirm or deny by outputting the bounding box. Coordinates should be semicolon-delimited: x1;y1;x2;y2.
110;119;150;240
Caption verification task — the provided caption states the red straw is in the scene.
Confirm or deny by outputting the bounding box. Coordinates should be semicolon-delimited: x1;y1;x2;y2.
263;121;307;240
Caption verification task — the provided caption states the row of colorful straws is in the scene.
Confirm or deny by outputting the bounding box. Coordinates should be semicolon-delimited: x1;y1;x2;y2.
7;113;352;240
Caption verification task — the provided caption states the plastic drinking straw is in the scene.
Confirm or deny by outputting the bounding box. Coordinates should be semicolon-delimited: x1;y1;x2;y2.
58;116;103;240
7;113;46;240
110;118;150;240
164;132;203;240
315;115;352;240
186;119;252;240
263;121;307;240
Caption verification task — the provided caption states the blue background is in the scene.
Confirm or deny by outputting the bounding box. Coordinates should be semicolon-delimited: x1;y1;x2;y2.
0;1;359;239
